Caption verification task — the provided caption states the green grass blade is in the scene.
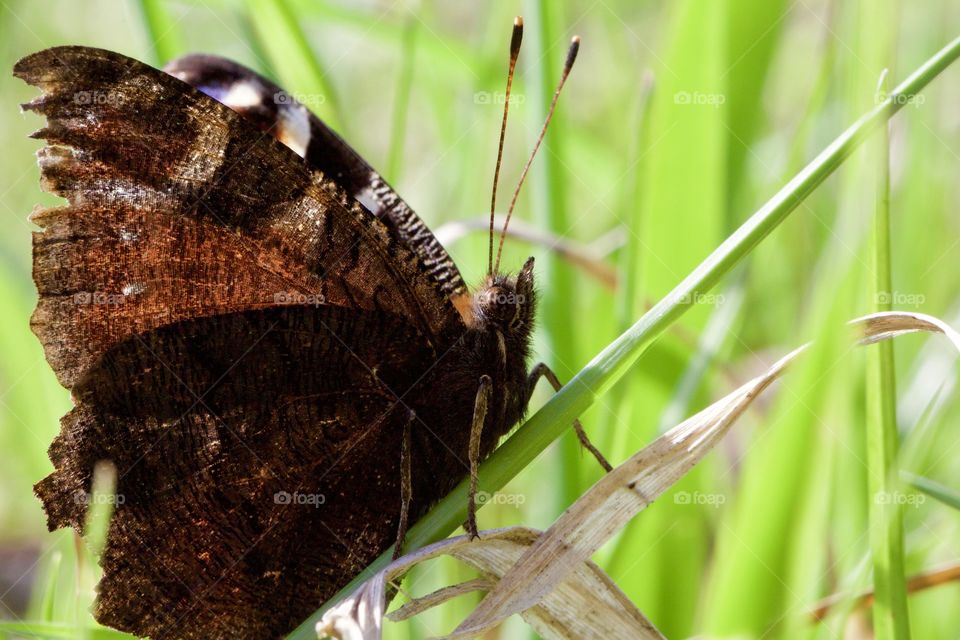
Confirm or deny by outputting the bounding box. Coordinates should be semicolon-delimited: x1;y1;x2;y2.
903;472;960;511
612;70;655;336
703;220;864;634
135;0;184;64
83;462;119;558
656;280;745;434
285;35;960;640
521;0;584;507
604;68;654;465
866;69;911;640
37;551;61;622
723;0;788;216
0;622;133;640
606;0;727;630
384;18;418;184
247;0;483;79
244;0;344;132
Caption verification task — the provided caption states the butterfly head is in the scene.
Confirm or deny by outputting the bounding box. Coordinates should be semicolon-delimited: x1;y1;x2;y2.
474;257;536;337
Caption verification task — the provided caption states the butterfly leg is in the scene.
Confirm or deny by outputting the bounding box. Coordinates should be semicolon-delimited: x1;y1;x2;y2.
393;411;415;560
527;363;613;472
466;375;493;540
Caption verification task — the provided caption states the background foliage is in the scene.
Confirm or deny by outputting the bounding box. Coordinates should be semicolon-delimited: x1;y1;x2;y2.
0;1;958;638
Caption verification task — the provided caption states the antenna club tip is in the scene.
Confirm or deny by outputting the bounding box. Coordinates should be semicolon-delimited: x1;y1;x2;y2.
564;36;580;72
510;16;524;56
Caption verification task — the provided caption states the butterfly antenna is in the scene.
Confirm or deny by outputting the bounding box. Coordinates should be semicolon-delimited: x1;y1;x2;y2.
488;16;524;275
494;35;580;274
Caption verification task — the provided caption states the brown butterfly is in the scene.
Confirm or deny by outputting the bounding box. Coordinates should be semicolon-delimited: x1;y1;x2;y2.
16;17;607;639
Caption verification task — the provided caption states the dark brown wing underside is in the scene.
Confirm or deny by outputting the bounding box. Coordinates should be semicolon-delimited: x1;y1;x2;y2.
15;46;464;389
164;53;468;299
13;45;476;639
35;304;436;639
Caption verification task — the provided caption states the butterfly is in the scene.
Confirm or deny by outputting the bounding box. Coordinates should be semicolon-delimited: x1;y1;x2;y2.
16;17;607;639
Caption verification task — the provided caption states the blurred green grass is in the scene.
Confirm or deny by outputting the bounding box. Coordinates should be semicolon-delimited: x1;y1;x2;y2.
1;1;959;639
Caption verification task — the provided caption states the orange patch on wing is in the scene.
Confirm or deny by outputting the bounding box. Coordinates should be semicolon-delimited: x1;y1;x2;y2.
451;292;475;328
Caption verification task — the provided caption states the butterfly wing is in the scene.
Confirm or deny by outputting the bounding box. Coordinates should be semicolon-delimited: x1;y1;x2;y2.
164;53;470;305
16;45;465;389
15;45;473;638
36;305;436;638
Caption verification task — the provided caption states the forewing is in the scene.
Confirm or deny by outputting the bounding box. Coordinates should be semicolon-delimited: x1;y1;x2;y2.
164;53;469;302
15;46;464;388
